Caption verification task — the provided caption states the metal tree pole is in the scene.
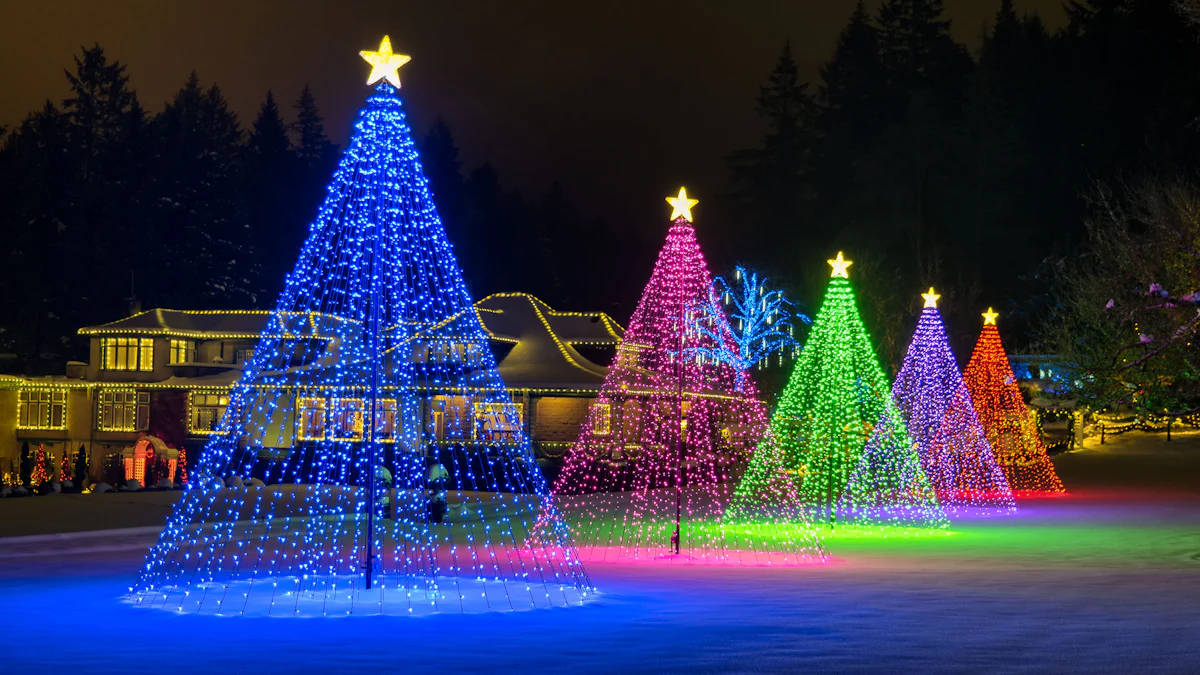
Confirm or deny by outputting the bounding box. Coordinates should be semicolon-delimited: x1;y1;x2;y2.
672;297;685;555
363;217;383;590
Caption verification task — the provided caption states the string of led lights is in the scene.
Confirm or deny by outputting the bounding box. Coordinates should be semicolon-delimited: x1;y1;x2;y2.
683;266;804;385
762;254;949;535
128;37;592;616
891;290;1014;515
548;189;826;565
962;309;1066;497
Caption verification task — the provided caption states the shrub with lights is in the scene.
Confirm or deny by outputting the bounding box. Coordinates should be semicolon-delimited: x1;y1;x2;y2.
29;445;49;488
764;253;948;534
963;309;1066;496
129;37;591;616
891;289;1014;514
549;190;826;565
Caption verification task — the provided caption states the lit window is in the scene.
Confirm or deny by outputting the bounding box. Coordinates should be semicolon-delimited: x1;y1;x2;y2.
297;396;396;441
98;390;149;431
297;397;327;441
169;339;196;364
101;338;154;371
189;391;229;434
18;389;67;430
328;398;364;441
473;402;523;441
591;402;612;436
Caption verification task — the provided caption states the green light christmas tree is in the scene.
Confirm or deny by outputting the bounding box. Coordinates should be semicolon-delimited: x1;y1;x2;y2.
759;253;948;534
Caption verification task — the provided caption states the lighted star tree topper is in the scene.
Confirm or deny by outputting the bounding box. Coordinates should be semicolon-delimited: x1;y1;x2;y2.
890;289;1014;514
764;253;948;534
963;309;1066;496
129;37;591;616
548;189;826;565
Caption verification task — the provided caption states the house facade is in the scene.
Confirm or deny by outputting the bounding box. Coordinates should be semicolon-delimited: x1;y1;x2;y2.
0;293;621;483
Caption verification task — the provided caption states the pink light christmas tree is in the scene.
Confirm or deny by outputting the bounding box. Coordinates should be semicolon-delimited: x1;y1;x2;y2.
891;289;1014;514
549;189;825;565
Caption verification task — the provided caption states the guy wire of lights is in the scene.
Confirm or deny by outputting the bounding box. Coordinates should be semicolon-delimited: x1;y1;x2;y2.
768;254;949;535
546;189;827;565
963;310;1067;496
128;37;592;616
891;289;1015;515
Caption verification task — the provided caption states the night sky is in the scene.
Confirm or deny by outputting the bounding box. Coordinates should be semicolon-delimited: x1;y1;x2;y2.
2;0;1066;278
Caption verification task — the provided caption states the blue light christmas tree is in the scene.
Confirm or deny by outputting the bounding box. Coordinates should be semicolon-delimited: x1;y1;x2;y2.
129;37;591;616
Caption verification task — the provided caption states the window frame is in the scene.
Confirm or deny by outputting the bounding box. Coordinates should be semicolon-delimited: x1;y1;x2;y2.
169;339;197;365
188;390;229;435
17;389;68;430
100;337;155;372
97;390;150;431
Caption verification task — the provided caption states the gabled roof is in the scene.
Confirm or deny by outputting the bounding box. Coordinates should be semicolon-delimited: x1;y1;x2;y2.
78;309;352;340
70;296;624;393
474;293;624;390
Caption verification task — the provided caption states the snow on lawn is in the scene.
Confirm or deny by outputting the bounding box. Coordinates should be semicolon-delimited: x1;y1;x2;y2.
2;433;1199;672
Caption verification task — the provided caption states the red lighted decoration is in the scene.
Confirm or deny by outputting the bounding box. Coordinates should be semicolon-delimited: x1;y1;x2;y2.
962;309;1066;496
59;451;71;483
30;445;50;487
548;188;825;565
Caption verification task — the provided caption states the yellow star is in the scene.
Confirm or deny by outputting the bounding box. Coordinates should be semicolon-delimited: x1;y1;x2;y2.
827;252;852;279
922;287;940;309
360;35;411;88
666;187;698;222
983;307;999;325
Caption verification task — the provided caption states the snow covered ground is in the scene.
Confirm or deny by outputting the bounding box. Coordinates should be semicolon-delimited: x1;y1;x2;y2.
2;433;1199;673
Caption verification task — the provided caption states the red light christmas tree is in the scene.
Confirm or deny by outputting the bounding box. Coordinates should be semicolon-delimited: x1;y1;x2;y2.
59;451;71;484
892;289;1014;514
30;445;49;487
549;189;825;565
962;308;1066;496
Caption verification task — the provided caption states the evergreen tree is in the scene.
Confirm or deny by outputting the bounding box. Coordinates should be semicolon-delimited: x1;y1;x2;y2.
151;73;256;308
420;116;466;248
728;41;816;268
247;91;296;296
814;0;885;223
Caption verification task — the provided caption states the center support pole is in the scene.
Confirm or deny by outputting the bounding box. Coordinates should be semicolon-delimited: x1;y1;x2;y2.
364;218;383;590
671;300;685;555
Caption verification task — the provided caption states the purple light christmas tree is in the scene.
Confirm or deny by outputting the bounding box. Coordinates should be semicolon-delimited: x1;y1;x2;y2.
891;288;1014;514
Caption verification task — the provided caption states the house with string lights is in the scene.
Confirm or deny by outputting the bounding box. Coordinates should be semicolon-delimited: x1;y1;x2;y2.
0;294;622;484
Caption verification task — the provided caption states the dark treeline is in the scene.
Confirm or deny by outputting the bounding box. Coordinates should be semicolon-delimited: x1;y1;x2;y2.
4;0;1200;374
0;46;616;374
723;0;1200;367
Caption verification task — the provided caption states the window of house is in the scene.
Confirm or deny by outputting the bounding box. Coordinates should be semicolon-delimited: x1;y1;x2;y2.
297;396;396;442
234;348;255;365
297;397;327;441
101;337;154;371
473;402;523;441
169;339;196;364
18;389;67;430
590;401;612;436
327;398;364;441
189;391;229;434
98;390;149;431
